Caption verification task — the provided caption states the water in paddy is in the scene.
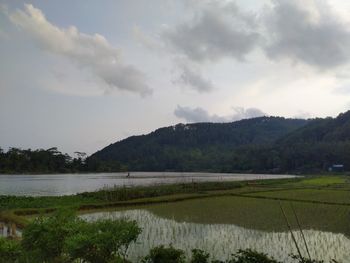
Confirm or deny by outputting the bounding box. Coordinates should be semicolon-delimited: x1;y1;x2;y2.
82;196;350;263
0;222;21;238
0;172;296;196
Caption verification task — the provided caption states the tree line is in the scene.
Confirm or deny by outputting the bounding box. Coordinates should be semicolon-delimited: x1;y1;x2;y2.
0;147;125;174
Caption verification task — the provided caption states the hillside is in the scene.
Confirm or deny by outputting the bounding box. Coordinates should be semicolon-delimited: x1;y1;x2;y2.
90;117;308;172
271;111;350;172
277;111;350;144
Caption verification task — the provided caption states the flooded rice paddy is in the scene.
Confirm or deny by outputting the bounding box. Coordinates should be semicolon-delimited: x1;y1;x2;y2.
82;195;350;263
82;209;350;263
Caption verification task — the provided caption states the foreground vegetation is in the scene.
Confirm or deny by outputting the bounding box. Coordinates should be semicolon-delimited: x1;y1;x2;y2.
0;176;348;262
0;210;333;263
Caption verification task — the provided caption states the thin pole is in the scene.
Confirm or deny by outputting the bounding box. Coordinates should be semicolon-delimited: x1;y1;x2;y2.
279;201;304;262
290;203;311;260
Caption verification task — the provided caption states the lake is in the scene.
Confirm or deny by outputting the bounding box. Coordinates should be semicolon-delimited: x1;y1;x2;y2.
0;172;296;196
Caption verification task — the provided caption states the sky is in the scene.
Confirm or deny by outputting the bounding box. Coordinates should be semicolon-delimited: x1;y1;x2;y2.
1;0;350;155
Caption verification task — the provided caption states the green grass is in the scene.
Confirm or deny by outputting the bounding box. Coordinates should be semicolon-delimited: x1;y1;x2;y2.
300;176;346;186
0;181;245;210
284;176;349;188
246;188;350;204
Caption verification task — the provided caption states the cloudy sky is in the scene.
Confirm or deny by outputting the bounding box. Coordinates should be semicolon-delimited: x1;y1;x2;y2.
1;0;350;155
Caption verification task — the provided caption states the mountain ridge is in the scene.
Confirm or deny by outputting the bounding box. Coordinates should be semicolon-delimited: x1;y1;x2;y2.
90;116;309;172
90;110;350;173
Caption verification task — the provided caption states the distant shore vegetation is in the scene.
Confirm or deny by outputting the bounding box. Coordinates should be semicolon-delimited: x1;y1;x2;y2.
0;147;125;174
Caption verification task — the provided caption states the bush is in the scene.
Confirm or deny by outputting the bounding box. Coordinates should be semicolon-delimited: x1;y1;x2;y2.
64;219;140;263
21;209;79;262
191;249;210;263
141;245;186;263
21;209;141;263
227;249;281;263
0;237;22;263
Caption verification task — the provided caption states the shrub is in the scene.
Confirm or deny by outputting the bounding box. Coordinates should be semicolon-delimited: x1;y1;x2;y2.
227;249;281;263
191;249;210;263
21;209;141;263
21;209;79;262
0;237;22;263
141;245;185;263
64;219;140;263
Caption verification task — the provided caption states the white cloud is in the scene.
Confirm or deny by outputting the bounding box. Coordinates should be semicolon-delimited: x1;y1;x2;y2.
263;0;350;69
8;4;152;96
293;110;312;119
162;1;259;62
160;0;350;71
173;62;214;93
174;105;266;123
230;107;267;120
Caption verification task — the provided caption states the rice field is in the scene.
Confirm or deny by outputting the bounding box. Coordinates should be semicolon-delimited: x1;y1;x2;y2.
144;196;350;235
63;177;350;262
82;209;350;263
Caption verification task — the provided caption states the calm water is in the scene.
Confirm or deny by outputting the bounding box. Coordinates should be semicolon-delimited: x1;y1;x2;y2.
0;172;296;196
82;209;350;263
0;222;21;238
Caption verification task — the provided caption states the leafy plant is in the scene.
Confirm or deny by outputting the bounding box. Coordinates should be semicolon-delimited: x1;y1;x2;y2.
0;237;22;263
227;249;281;263
191;249;210;263
21;209;79;262
141;245;186;263
64;219;140;263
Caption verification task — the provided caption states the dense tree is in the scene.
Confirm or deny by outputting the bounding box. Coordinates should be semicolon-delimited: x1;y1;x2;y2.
90;117;308;173
0;147;124;174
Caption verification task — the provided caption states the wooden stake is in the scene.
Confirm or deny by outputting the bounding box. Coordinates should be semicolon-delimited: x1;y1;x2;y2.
279;201;304;262
290;203;311;260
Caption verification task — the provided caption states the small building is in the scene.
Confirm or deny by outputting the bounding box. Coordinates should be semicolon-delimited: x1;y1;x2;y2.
328;164;344;172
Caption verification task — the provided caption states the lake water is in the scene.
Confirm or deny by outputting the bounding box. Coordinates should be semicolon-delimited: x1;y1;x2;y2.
0;172;296;196
82;209;350;263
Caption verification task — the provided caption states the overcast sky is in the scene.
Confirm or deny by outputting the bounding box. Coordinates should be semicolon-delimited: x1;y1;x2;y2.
1;0;350;155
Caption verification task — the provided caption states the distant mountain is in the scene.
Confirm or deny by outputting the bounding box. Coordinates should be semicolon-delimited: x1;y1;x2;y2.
90;117;308;172
271;111;350;172
4;111;350;174
278;111;350;144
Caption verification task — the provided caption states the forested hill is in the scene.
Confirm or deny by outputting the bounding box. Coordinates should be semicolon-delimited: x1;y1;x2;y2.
270;111;350;172
4;111;350;174
90;117;308;172
277;111;350;144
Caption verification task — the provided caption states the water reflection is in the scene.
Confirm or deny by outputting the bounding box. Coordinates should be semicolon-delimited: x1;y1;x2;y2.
82;210;350;263
0;173;297;196
0;222;21;238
